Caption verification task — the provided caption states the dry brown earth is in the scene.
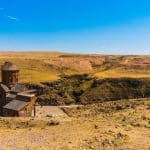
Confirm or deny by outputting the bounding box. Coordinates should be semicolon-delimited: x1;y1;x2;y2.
0;99;149;150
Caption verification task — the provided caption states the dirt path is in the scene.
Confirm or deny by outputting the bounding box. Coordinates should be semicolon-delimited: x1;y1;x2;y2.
35;106;68;117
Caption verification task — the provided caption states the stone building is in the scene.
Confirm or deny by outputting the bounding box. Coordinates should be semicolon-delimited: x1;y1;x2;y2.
0;61;37;117
1;61;19;86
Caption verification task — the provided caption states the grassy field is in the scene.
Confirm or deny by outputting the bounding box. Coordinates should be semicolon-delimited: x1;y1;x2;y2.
0;53;60;82
0;52;149;83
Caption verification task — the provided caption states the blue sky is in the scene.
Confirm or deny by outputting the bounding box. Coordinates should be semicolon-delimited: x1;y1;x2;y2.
0;0;150;54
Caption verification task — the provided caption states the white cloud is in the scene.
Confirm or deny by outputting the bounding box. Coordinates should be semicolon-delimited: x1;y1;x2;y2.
0;8;19;22
7;15;18;21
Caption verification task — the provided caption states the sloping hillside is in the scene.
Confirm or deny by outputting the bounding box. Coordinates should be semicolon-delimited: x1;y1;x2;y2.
26;75;150;105
0;52;149;82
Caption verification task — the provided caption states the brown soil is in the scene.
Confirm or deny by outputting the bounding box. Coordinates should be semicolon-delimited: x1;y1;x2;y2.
0;99;149;150
44;56;105;72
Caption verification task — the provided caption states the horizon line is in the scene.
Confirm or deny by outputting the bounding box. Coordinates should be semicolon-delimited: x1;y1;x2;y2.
0;50;149;56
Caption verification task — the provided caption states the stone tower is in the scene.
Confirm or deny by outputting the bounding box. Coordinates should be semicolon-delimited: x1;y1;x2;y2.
1;62;19;86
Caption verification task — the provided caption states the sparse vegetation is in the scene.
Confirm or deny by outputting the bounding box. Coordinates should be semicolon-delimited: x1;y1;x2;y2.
26;75;150;105
0;99;149;149
0;52;149;83
0;52;149;149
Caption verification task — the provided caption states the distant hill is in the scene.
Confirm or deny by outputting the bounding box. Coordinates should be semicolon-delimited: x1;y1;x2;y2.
0;52;149;82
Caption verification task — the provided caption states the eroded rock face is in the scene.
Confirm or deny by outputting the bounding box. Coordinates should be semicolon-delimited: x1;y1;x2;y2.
44;55;150;73
44;56;106;72
121;57;150;68
44;59;93;71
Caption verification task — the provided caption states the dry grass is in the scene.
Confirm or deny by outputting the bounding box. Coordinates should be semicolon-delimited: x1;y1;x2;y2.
0;52;149;82
0;99;149;149
95;68;150;79
19;69;58;82
0;53;60;82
